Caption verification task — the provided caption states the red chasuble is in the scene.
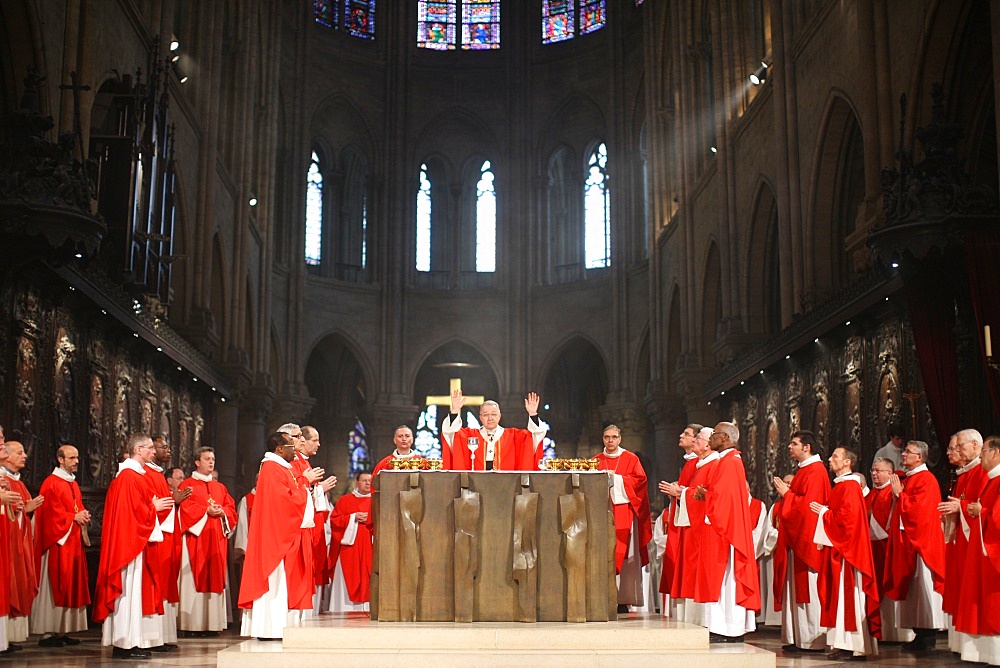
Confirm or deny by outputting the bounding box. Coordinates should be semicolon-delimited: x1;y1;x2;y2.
290;455;319;585
328;492;374;603
4;476;37;617
817;477;879;632
34;471;91;608
144;464;179;605
769;497;787;606
672;455;718;600
93;466;160;622
659;455;698;596
942;462;987;625
443;426;541;471
700;450;761;611
595;449;653;570
775;458;830;607
0;494;9;617
238;457;310;610
973;473;1000;635
884;468;946;600
178;476;237;594
866;483;894;590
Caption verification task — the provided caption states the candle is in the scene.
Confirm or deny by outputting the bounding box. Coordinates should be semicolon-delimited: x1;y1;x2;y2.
987;325;993;358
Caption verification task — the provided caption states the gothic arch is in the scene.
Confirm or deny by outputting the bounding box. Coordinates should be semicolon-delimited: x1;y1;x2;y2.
411;339;500;409
268;322;283;392
209;232;229;344
537;93;607;164
539;334;609;457
634;324;651;401
743;179;781;337
665;283;682;392
413;107;500;164
699;240;722;369
312;93;377;163
804;91;864;301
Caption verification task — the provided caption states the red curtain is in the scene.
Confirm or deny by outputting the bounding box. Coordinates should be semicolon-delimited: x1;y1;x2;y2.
904;265;961;442
964;230;1000;422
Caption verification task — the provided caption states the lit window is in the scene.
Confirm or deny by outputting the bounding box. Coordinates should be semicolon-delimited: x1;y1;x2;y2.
314;0;376;39
584;142;610;268
418;1;499;50
361;193;368;268
416;164;432;271
305;151;323;266
348;418;370;476
462;0;500;50
542;0;606;44
476;160;496;272
415;405;443;458
418;1;457;49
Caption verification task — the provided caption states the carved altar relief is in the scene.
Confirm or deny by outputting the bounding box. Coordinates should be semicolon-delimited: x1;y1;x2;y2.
16;336;38;435
812;367;830;447
54;328;77;443
88;373;106;481
841;336;863;449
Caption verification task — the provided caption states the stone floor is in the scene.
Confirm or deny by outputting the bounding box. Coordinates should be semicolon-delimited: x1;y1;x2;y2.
0;624;971;666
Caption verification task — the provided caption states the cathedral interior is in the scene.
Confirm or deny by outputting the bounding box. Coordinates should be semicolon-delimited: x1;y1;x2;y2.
1;0;999;551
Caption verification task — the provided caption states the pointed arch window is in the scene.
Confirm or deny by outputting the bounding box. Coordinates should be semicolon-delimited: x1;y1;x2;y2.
414;405;444;459
475;160;496;272
584;142;610;268
313;0;376;40
542;0;605;44
348;418;371;476
418;1;499;50
416;164;433;271
305;151;323;266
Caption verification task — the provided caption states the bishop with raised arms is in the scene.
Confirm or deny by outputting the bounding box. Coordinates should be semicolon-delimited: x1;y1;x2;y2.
440;389;547;471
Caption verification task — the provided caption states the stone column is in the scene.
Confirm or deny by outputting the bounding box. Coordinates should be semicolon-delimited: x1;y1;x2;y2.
234;384;274;497
368;403;421;462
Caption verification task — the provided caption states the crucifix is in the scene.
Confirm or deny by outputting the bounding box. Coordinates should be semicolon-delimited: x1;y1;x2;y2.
425;378;485;410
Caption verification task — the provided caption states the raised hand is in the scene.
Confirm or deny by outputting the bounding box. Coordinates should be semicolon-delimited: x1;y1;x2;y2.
525;392;540;416
304;466;324;484
25;495;44;512
320;475;337;492
450;388;465;413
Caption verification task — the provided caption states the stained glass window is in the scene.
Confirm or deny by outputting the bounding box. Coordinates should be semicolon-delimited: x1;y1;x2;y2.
542;0;574;43
345;0;375;39
348;418;370;475
475;160;496;272
361;193;368;268
579;0;606;35
314;0;375;40
305;151;323;266
414;405;443;459
542;436;557;461
418;1;457;50
314;0;337;27
584;142;610;268
416;164;432;271
462;0;500;50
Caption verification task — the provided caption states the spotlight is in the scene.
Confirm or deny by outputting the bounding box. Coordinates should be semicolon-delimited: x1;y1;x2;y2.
248;194;258;207
74;252;83;259
845;320;851;326
171;54;180;63
814;338;819;343
710;146;718;154
749;61;769;85
170;38;180;51
891;261;899;268
785;354;791;360
179;74;189;84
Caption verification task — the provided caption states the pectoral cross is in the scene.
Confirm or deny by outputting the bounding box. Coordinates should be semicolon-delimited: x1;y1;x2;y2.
425;378;485;410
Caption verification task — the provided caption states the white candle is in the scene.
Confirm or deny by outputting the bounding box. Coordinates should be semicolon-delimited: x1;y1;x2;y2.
986;325;993;358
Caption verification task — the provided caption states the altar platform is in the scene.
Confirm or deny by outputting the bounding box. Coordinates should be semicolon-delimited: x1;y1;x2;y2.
217;612;776;667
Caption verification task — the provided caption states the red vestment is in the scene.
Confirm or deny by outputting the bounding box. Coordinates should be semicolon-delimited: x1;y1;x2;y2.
238;457;311;610
971;472;1000;635
372;453;428;477
328;492;373;604
672;454;718;600
866;483;894;590
884;468;946;600
4;476;37;617
144;464;179;605
699;450;761;610
290;454;320;586
942;462;987;632
178;476;237;594
595;449;652;570
775;458;830;607
93;466;161;622
659;455;698;596
0;491;8;617
817;477;879;632
34;471;90;608
443;424;542;471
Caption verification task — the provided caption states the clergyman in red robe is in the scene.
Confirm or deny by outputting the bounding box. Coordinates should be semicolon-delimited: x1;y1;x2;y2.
30;445;91;646
328;472;373;611
441;390;546;471
0;441;41;646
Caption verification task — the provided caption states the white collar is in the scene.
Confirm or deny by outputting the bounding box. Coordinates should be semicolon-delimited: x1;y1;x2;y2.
296;452;309;462
989;464;1000;480
957;457;982;475
191;471;213;482
263;451;292;469
119;458;146;475
834;472;861;486
798;454;821;468
875;480;892;490
393;450;418;458
481;426;504;441
603;447;626;459
1;467;20;481
146;462;164;473
719;447;736;458
696;451;721;468
352;489;371;498
52;467;75;482
683;452;698;461
905;463;928;476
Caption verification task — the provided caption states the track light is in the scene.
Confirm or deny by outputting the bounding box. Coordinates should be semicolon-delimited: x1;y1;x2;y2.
170;38;180;52
248;194;258;207
710;146;718;154
749;61;769;85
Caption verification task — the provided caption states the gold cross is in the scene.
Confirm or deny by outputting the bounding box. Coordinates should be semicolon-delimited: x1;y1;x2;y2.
425;378;485;409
